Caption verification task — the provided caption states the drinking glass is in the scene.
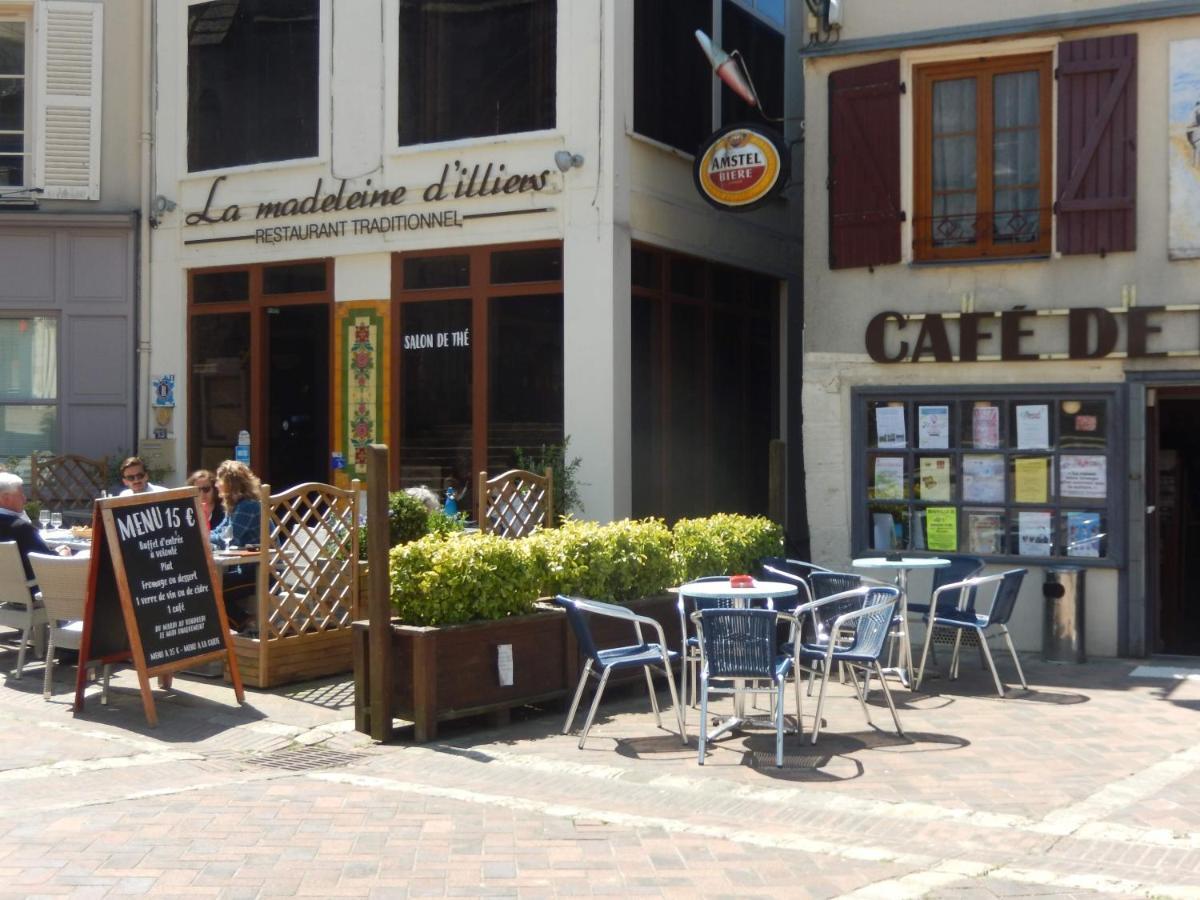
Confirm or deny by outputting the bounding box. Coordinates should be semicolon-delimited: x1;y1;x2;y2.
50;512;63;530
38;509;51;529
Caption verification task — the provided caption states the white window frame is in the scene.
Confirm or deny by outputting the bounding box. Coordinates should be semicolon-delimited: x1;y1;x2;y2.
181;0;331;177
0;4;32;191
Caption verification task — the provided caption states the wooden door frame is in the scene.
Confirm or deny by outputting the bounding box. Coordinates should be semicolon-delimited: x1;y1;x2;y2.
187;259;334;485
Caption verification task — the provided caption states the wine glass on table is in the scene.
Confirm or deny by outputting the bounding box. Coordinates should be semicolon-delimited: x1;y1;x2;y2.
49;511;63;531
38;509;51;530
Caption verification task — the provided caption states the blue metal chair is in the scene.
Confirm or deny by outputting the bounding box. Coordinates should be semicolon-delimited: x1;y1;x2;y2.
556;595;685;749
758;557;833;606
791;586;904;744
694;607;796;767
907;555;985;617
915;569;1028;697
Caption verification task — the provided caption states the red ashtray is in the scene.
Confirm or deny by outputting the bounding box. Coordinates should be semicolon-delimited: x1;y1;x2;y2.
730;574;755;588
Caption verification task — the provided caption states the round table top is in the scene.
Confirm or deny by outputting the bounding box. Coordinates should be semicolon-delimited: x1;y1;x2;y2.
852;556;951;570
677;578;799;600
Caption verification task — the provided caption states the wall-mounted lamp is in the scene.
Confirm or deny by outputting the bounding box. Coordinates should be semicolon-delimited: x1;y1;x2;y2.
554;150;584;173
153;194;177;214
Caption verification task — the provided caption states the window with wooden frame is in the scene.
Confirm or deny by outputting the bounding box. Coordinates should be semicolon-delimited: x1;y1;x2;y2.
631;244;779;522
187;259;332;481
390;243;563;502
912;53;1052;262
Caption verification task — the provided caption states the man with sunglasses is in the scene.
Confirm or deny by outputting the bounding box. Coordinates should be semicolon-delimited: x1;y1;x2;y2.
117;456;166;496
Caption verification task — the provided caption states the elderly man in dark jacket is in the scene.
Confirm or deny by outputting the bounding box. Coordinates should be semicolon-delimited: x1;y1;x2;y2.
0;472;68;591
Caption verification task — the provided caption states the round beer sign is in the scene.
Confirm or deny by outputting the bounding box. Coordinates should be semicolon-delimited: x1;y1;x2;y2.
693;124;788;212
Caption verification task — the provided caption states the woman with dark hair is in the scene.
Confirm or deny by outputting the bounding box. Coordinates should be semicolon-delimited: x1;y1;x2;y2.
210;460;262;632
187;468;224;533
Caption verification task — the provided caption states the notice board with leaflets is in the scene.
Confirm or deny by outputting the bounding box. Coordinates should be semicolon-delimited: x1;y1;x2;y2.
76;487;244;725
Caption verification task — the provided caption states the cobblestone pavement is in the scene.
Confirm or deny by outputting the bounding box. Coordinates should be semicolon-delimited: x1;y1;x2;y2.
0;648;1197;898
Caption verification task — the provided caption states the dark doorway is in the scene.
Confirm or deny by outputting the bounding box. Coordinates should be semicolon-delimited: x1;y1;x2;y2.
1153;393;1200;655
266;305;329;489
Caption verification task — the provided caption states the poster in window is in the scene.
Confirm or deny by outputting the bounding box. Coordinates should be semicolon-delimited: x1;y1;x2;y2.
1169;39;1200;260
875;405;906;448
873;457;905;499
1014;457;1049;503
1015;404;1050;449
1065;511;1102;558
963;454;1005;503
925;507;957;552
972;405;1001;449
1018;511;1053;556
967;510;1005;555
1060;455;1107;500
918;405;950;449
918;457;952;501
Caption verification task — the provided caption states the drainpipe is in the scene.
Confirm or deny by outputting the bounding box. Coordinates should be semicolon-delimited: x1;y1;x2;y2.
136;0;154;454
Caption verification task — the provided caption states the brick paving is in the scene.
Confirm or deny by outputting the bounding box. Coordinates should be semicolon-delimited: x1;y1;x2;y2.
0;646;1196;897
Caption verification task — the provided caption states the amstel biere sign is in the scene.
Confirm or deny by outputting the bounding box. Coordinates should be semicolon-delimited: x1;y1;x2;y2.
693;123;788;212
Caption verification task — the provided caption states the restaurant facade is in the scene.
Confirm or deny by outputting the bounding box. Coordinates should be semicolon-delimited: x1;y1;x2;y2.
147;0;804;527
803;0;1200;657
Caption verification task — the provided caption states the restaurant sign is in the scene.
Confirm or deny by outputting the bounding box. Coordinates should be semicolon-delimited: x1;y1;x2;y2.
693;123;788;212
183;159;554;247
865;302;1196;363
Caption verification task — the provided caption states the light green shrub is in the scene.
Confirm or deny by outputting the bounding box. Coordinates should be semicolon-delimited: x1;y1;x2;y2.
671;514;784;583
389;532;541;626
387;513;782;626
528;517;673;602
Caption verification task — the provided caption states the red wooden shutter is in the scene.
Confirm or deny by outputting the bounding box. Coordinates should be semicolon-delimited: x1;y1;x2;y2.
1056;34;1137;255
828;59;902;270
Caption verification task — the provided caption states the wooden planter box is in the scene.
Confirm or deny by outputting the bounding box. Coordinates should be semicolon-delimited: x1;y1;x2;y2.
353;593;682;742
353;606;571;742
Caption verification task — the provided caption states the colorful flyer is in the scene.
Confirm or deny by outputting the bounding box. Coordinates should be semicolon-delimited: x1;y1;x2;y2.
1014;457;1049;503
1015;404;1050;449
1018;511;1053;556
972;405;1001;449
918;456;952;501
1066;511;1102;558
873;457;905;499
962;454;1005;503
918;405;950;449
875;405;907;448
967;511;1005;555
925;507;958;551
1060;454;1106;500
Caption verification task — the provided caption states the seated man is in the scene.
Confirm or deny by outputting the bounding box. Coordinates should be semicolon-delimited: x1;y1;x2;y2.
117;456;166;496
0;472;71;595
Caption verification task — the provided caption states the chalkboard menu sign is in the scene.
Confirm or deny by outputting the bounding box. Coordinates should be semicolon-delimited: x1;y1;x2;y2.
76;487;244;725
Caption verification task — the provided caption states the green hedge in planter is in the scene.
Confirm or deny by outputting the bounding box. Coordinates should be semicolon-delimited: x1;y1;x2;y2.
388;512;782;626
389;532;541;626
527;517;673;602
671;514;784;583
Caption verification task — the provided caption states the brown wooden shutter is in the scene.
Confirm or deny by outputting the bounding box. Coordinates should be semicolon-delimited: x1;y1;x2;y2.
1056;34;1137;255
828;59;902;270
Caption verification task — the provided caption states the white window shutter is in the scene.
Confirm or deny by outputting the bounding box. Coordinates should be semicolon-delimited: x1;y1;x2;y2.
34;0;103;200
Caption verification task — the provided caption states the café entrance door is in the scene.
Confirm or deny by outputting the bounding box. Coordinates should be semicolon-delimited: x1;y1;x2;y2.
1148;389;1200;655
189;260;332;488
266;305;329;489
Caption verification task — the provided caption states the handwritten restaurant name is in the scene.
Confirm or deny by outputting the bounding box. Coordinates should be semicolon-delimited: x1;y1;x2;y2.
185;160;554;245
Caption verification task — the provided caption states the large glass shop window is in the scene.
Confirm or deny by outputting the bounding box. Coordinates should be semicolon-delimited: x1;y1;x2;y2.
399;300;473;491
394;244;564;501
858;389;1118;562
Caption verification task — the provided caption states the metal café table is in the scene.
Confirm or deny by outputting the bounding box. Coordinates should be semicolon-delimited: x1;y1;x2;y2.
851;555;950;688
677;578;798;740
